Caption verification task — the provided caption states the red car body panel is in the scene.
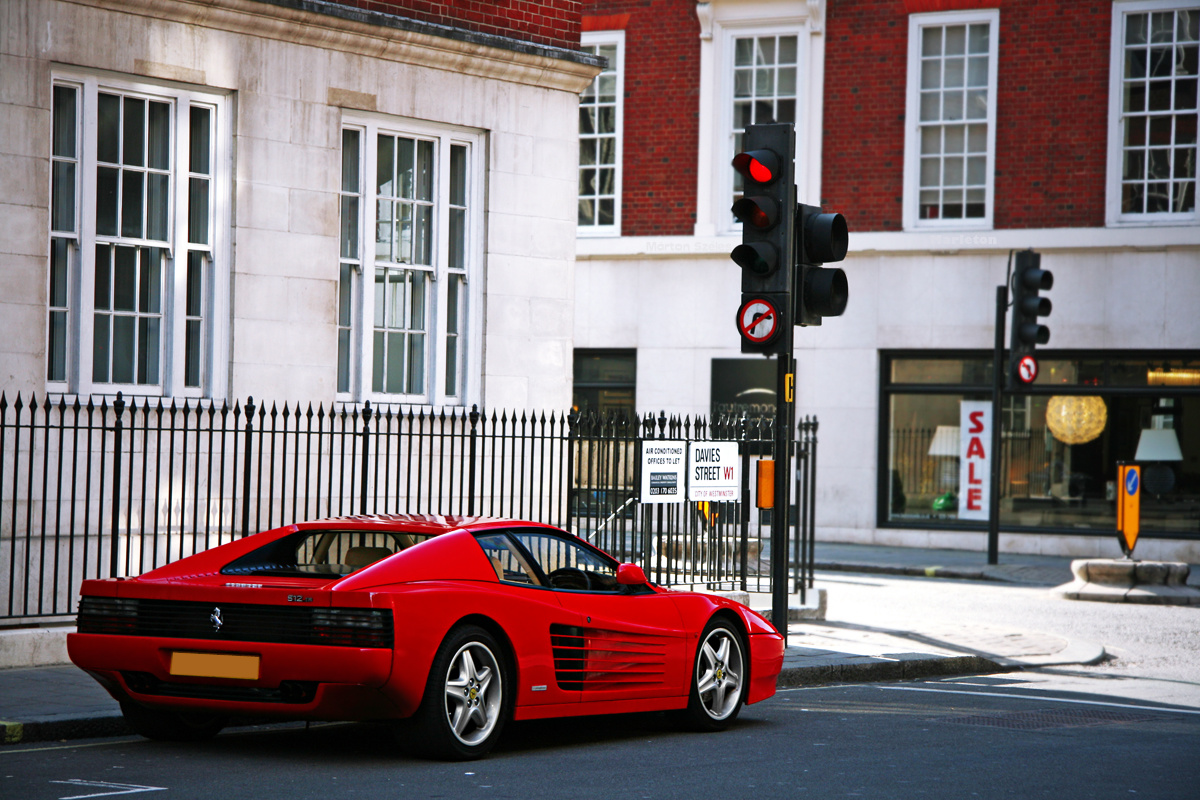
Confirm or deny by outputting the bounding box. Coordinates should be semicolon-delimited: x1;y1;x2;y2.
67;515;783;728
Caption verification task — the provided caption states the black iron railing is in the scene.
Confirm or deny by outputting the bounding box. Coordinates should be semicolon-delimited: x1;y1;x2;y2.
1;392;817;621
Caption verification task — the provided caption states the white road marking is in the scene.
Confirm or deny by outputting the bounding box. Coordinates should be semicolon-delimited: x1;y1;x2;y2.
875;684;1200;715
51;779;166;800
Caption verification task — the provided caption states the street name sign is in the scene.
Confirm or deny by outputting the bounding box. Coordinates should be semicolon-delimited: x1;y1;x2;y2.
687;441;740;501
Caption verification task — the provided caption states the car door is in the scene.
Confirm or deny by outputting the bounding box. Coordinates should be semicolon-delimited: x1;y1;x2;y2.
506;529;688;703
472;533;580;708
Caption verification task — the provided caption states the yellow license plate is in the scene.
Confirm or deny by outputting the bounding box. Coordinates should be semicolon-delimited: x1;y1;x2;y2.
169;651;260;680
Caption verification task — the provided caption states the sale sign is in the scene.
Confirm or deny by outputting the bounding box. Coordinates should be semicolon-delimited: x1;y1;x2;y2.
958;401;991;520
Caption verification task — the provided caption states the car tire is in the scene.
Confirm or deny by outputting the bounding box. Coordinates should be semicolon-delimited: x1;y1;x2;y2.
406;624;511;761
119;700;228;742
682;617;747;732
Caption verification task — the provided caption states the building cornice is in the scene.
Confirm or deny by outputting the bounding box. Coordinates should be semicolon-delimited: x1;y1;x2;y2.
577;227;1200;261
62;0;603;94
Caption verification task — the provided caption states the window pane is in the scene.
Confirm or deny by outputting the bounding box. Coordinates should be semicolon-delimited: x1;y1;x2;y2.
185;319;201;388
111;315;135;384
337;328;351;393
188;176;209;244
98;94;120;164
121;170;144;238
52;161;76;233
340;195;359;258
337;262;352;327
341;129;360;193
377;134;394;196
385;331;405;393
92;314;110;383
113;246;137;311
414;204;432;265
53;85;77;158
140;248;162;313
397;137;414;198
372;330;385;392
96;167;119;236
449;208;465;270
147;173;170;241
409;270;426;330
148;101;170;170
95;244;111;310
123;97;145;167
416;140;434;201
407;332;425;394
449;144;467;206
48;238;70;382
137;316;160;384
190;106;211;175
186;251;204;318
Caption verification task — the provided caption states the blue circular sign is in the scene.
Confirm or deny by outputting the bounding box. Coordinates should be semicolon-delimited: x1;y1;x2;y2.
1125;468;1139;495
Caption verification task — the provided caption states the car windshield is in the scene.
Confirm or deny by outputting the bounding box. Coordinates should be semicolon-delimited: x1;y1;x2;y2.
221;528;432;578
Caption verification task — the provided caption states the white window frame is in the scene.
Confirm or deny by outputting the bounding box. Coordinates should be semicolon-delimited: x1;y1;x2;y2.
693;0;821;238
578;30;625;238
1106;1;1200;226
338;112;486;408
47;69;232;400
902;9;1000;232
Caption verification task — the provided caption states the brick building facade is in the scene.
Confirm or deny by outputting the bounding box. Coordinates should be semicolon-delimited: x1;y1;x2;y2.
574;0;1200;561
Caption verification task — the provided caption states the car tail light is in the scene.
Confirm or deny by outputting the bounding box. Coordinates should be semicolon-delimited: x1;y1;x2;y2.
311;608;393;648
77;596;138;635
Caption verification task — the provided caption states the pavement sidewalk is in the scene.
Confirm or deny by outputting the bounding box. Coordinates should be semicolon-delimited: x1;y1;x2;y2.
0;544;1142;746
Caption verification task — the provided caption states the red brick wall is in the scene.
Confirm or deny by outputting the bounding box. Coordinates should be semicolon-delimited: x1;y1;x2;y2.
326;1;583;50
585;1;700;236
823;0;1111;231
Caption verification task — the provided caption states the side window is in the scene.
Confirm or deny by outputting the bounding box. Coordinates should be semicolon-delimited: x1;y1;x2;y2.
902;10;999;230
1108;2;1199;223
475;533;542;586
508;531;619;592
578;32;624;236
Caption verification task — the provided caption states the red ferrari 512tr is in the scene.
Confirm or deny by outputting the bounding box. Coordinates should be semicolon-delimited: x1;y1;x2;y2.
68;515;784;759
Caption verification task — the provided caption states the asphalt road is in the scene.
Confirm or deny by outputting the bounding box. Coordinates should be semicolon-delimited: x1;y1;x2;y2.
6;573;1198;799
4;676;1198;800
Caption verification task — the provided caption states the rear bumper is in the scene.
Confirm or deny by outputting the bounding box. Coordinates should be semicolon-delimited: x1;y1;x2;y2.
746;631;785;705
68;633;402;721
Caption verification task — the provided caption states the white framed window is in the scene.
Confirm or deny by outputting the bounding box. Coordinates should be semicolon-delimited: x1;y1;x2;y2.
578;31;625;236
1107;2;1199;225
692;0;819;238
47;71;231;398
903;9;999;230
731;32;800;217
338;114;484;407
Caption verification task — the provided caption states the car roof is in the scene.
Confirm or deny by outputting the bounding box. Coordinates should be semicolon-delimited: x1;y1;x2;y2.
290;514;560;537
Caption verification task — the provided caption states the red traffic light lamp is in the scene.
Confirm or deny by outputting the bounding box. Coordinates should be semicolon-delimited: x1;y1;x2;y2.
731;124;796;353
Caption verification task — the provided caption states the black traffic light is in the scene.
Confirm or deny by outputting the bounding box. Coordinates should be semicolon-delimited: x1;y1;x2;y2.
1009;249;1052;386
731;124;796;354
795;203;849;326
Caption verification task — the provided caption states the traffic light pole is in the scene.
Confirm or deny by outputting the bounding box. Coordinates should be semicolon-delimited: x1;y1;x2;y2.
771;353;794;640
987;285;1005;565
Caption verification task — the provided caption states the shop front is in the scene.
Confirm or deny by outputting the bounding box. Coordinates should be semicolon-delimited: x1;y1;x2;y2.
879;352;1200;547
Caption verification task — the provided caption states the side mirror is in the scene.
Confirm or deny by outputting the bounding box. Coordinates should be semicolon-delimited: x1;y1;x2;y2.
616;563;648;586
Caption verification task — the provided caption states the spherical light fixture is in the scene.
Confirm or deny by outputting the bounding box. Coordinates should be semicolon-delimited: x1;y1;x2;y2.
1045;396;1107;445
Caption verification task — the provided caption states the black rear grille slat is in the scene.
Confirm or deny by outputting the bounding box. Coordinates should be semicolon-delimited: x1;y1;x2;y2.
122;672;318;704
78;597;393;648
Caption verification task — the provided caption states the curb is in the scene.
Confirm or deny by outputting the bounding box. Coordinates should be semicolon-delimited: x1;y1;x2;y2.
1;715;130;746
815;562;991;581
776;653;1005;688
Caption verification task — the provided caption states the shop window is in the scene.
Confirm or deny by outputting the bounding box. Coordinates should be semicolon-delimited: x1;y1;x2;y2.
573;350;636;419
880;353;1200;537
